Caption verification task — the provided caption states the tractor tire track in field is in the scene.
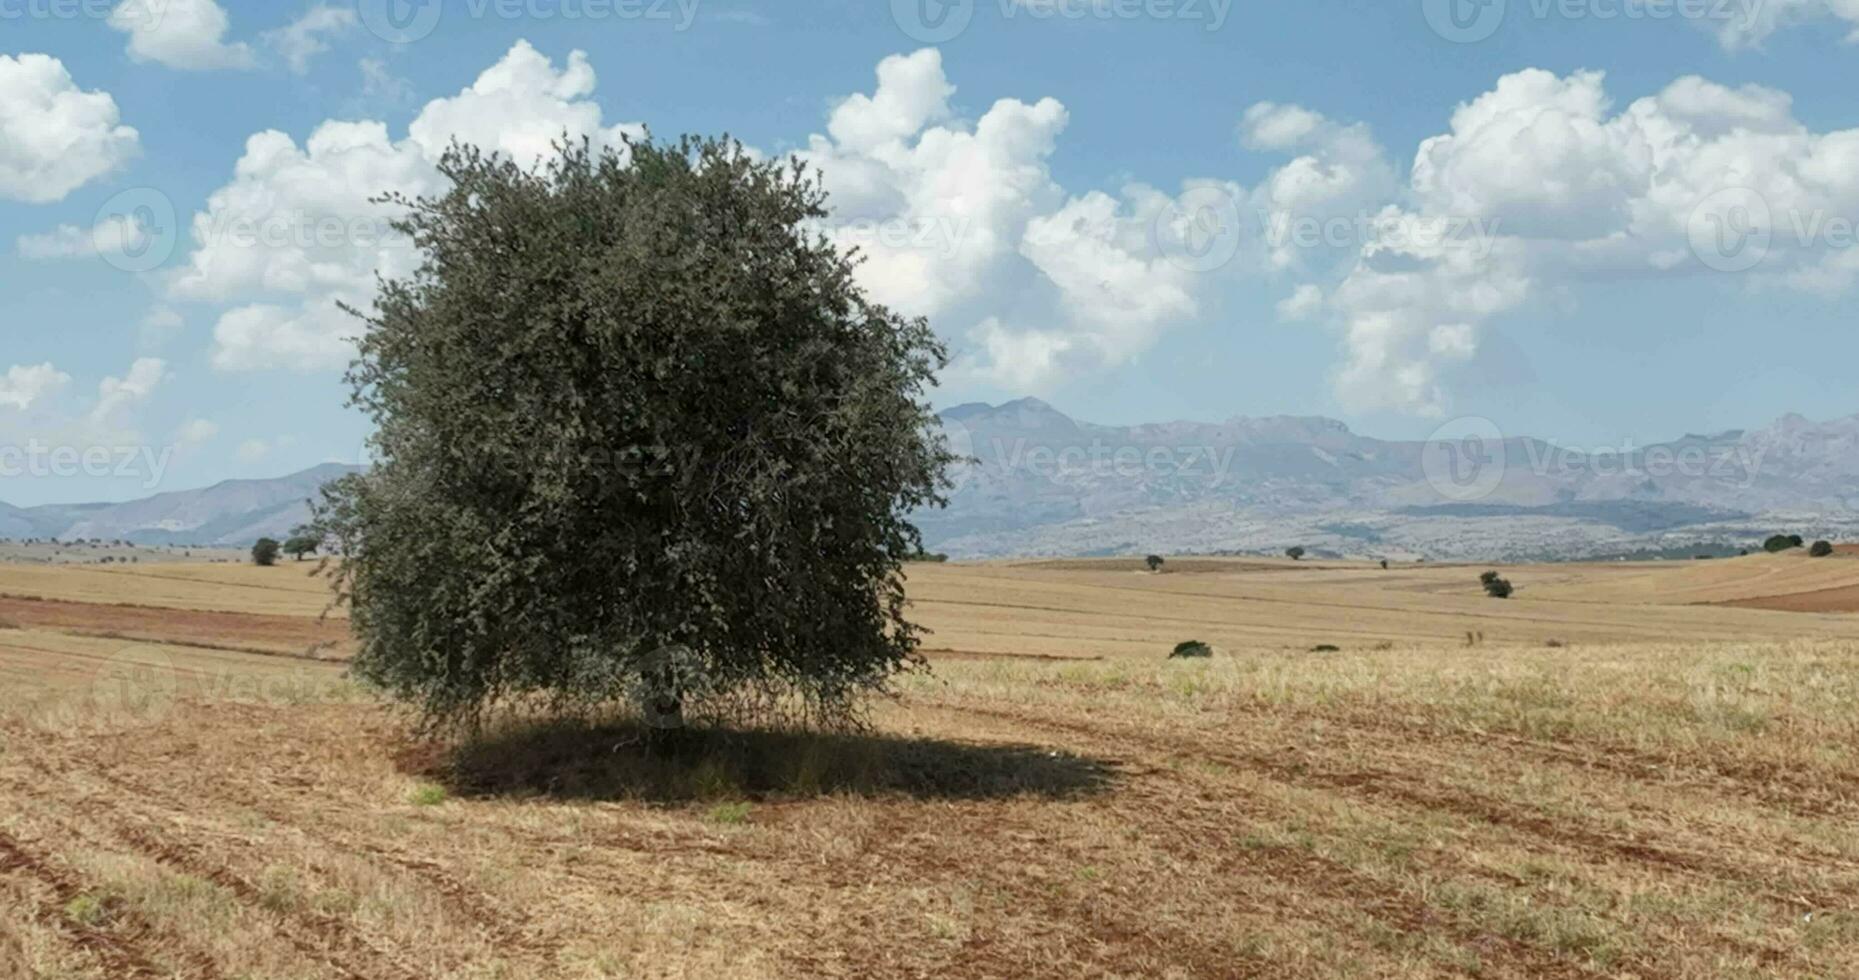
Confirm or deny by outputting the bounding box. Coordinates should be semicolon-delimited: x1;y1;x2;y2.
949;698;1851;914
0;828;195;980
84;755;543;960
5;756;423;980
71;717;1262;979
917;705;1626;980
927;698;1830;979
1212;697;1859;821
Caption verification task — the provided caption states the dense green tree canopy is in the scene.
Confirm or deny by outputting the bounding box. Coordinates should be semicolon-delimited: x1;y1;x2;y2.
315;135;954;729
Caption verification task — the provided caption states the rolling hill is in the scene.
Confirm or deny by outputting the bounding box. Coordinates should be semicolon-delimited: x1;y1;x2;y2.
5;403;1857;559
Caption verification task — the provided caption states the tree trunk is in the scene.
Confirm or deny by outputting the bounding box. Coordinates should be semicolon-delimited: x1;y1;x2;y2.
643;692;684;730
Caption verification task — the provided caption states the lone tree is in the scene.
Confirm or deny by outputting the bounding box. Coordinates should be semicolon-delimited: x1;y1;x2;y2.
1764;534;1805;553
1145;554;1165;573
1483;575;1514;599
1285;546;1305;561
251;538;281;567
1811;540;1835;557
283;529;320;561
313;136;953;730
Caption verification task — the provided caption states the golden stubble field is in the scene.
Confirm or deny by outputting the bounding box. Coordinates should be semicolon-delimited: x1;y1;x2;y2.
4;552;1859;978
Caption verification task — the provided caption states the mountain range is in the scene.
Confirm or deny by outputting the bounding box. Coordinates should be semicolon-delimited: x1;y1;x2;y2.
5;404;1858;560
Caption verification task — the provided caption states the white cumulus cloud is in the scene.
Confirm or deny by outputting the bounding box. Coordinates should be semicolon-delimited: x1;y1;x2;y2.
0;54;140;204
109;0;255;71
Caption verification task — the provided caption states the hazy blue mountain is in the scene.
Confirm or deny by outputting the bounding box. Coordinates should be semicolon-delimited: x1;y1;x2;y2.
6;463;362;546
6;405;1857;560
917;401;1859;560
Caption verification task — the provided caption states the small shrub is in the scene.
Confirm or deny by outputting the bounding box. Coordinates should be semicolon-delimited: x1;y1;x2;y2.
407;783;447;806
63;895;108;927
1810;540;1835;558
251;537;281;567
1169;640;1213;659
1145;554;1165;573
1764;534;1804;553
1464;630;1484;647
1310;644;1341;653
1479;570;1501;586
1285;546;1306;561
1484;577;1514;599
1545;638;1566;648
706;801;754;825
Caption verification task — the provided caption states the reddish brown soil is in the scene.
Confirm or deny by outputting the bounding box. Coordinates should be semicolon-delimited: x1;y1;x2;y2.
1713;585;1859;613
0;593;351;657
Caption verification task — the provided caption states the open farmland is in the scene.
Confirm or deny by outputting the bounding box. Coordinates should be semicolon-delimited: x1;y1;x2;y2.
4;554;1859;978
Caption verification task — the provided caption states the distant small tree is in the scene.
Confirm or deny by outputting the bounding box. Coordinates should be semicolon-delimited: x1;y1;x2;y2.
1764;534;1805;553
251;538;281;567
1479;570;1501;586
1810;540;1835;557
1285;546;1306;561
1145;554;1165;573
1379;559;1389;570
283;534;320;561
1483;576;1514;599
1169;640;1213;659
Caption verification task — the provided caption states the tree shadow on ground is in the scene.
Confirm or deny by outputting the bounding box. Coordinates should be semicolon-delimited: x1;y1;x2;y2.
398;719;1118;804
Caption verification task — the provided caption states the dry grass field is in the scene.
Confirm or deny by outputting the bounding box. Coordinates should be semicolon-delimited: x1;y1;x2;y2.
4;552;1859;978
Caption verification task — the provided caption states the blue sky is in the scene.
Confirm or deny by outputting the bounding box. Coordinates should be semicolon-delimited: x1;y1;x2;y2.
4;0;1859;505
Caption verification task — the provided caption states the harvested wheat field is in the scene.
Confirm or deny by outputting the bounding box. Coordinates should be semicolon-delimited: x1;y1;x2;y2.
4;555;1859;978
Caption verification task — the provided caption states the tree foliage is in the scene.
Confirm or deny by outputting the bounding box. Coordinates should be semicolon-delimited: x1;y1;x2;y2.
1145;554;1165;572
251;538;281;567
283;534;320;561
1764;534;1805;553
1810;540;1835;557
1285;546;1306;561
313;135;953;730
